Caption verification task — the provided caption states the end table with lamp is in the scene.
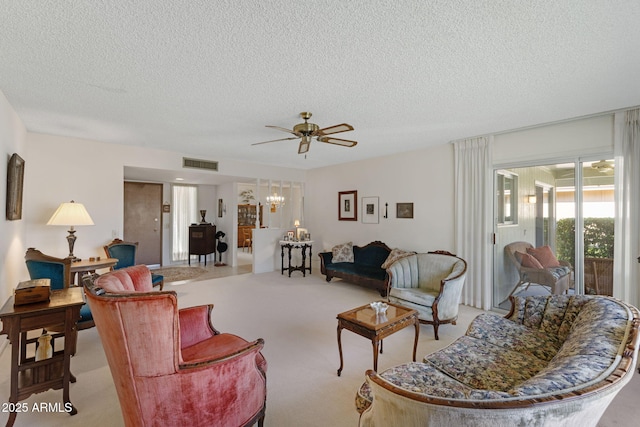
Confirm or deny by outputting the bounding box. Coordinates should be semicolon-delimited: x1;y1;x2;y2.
46;200;94;262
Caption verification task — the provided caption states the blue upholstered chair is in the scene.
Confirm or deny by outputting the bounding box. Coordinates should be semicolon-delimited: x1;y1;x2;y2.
24;247;95;330
103;239;164;290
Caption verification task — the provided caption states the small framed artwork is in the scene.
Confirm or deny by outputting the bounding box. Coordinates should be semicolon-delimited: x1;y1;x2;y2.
287;230;295;240
338;190;358;221
6;153;25;221
396;202;414;219
218;199;224;217
361;196;379;224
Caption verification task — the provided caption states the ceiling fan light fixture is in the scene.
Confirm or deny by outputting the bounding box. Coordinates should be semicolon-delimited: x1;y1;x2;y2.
254;111;357;154
298;136;311;154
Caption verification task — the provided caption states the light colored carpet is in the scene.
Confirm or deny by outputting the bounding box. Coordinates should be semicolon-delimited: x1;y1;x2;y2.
152;266;209;283
0;271;637;426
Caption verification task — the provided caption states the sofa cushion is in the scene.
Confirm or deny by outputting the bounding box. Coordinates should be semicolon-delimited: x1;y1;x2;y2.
332;242;354;263
465;313;561;362
515;251;544;269
355;362;513;414
424;335;548;392
510;354;613;397
381;248;414;269
389;287;437;308
328;263;386;281
555;298;630;360
526;245;561;268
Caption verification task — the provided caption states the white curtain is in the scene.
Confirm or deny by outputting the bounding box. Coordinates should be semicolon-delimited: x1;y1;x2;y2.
172;185;197;261
613;108;640;308
453;137;493;310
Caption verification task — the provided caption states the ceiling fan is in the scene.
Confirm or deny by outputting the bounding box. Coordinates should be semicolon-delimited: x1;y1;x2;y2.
252;112;358;154
591;159;614;174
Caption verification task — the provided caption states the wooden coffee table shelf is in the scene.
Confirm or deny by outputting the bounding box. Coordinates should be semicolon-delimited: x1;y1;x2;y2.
336;301;419;376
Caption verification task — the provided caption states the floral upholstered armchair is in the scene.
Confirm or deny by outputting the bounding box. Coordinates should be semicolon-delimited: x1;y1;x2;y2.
386;251;467;340
83;270;267;427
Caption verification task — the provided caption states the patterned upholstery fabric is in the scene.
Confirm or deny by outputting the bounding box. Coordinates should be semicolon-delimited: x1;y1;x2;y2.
356;295;636;415
332;242;354;263
381;248;414;269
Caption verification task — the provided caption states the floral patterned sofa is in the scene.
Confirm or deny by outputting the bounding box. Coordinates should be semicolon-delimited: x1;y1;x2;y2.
356;295;640;427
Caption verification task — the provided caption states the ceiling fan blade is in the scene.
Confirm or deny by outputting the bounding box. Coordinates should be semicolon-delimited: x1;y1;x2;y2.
316;123;354;136
266;125;300;136
298;139;311;154
318;136;358;147
251;137;299;146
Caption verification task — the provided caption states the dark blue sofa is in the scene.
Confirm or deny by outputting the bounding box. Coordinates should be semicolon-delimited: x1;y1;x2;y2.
319;241;392;296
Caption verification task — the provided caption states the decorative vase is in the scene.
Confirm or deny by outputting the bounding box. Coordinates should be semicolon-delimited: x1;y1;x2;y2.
200;210;208;224
35;333;53;361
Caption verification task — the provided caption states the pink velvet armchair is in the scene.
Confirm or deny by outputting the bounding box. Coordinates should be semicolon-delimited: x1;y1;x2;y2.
83;266;267;427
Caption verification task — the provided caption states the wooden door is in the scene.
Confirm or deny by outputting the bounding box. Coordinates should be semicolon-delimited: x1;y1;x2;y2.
124;182;162;266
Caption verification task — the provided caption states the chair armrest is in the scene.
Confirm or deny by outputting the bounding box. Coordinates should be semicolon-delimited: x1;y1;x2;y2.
179;337;265;370
319;252;332;273
179;304;218;349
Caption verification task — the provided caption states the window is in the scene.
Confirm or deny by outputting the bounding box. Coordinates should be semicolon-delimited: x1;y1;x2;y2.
497;171;518;225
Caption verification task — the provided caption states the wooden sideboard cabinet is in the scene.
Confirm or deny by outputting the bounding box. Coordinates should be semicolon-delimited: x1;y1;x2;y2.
188;224;216;265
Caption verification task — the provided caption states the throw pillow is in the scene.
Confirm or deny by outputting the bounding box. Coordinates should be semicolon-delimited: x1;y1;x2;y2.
381;248;414;269
514;251;544;269
332;242;354;263
526;245;561;268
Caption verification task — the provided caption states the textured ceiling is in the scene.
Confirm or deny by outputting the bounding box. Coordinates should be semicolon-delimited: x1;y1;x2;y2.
2;0;640;174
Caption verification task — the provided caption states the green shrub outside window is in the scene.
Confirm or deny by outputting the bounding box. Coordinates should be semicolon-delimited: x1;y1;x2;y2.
556;217;614;267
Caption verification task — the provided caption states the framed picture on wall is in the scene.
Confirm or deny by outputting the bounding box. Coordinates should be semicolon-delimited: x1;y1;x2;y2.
6;153;25;221
361;196;379;224
338;190;357;221
396;202;414;219
218;199;224;217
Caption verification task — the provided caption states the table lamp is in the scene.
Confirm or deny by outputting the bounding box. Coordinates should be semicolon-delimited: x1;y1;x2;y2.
47;200;94;261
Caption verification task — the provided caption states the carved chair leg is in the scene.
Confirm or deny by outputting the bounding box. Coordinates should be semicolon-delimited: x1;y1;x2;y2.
433;323;440;341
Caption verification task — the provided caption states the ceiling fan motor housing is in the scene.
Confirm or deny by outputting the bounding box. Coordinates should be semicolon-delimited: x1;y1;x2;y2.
293;122;319;136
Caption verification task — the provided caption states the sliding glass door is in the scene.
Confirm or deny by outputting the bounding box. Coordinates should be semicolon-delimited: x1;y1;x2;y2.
492;158;615;310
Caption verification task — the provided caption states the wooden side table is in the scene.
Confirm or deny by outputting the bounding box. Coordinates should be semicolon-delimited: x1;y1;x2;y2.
336;301;419;376
280;240;313;277
70;257;118;284
0;288;84;426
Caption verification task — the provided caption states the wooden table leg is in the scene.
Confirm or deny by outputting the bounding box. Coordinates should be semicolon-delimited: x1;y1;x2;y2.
280;245;285;275
412;317;420;362
337;324;344;376
372;338;380;372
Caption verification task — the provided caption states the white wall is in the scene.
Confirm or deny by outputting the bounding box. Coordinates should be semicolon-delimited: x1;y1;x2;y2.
0;90;27;303
305;143;456;267
21;132;305;277
216;182;235;266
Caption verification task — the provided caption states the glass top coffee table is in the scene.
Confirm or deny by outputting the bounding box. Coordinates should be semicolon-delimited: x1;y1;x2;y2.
336;301;419;376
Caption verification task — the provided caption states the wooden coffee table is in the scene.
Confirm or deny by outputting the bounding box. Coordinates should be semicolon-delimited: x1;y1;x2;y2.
336;301;419;376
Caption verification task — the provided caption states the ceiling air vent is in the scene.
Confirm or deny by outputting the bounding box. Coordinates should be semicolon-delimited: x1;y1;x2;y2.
183;157;218;171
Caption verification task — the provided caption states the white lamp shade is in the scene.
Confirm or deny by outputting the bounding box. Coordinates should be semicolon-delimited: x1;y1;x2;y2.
47;201;94;226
